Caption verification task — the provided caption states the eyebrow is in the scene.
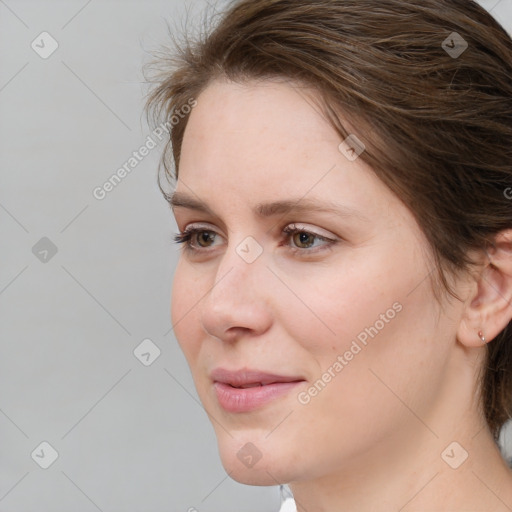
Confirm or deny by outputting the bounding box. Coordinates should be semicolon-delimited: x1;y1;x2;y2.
169;191;369;222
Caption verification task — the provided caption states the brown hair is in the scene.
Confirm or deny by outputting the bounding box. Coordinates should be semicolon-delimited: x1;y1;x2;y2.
145;0;512;442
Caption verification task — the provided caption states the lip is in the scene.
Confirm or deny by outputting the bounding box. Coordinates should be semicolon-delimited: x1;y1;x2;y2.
211;368;306;413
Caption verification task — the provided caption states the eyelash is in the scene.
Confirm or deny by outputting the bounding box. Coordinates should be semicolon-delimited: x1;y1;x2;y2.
172;225;337;255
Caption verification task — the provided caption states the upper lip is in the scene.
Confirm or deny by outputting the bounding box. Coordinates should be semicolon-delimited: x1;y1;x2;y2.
211;368;305;388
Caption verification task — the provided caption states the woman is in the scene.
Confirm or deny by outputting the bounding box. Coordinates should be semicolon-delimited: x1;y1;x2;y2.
146;0;512;510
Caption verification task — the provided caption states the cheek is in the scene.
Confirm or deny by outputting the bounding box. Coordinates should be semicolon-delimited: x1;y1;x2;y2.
275;252;409;358
294;262;446;436
171;259;203;362
285;240;445;402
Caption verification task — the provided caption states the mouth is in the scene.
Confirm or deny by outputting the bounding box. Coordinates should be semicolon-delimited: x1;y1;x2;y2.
211;368;306;412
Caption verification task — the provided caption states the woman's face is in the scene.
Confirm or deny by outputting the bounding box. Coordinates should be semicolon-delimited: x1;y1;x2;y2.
171;78;467;485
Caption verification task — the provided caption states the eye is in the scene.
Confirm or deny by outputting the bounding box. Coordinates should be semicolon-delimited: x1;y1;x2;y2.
173;227;220;250
281;224;336;253
172;224;337;255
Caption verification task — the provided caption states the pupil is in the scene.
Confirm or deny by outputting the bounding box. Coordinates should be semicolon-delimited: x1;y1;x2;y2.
200;232;213;246
297;232;312;247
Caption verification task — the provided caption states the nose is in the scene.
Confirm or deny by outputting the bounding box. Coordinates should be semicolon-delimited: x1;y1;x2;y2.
200;240;272;343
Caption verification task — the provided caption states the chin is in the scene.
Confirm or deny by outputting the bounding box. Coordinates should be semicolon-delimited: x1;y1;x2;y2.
214;432;294;486
224;465;280;486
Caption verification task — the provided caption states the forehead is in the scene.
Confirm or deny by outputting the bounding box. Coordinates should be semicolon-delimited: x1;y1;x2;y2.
177;78;403;228
182;78;336;154
180;79;343;184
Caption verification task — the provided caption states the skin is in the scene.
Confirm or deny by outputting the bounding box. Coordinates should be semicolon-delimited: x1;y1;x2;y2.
170;77;512;511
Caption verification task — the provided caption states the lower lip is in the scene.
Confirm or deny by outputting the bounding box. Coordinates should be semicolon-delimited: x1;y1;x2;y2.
213;381;304;413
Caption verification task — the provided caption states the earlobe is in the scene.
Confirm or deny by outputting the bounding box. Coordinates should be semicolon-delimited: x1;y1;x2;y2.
457;229;512;348
457;319;490;348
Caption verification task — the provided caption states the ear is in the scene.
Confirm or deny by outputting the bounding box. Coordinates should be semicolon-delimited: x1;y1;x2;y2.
458;229;512;347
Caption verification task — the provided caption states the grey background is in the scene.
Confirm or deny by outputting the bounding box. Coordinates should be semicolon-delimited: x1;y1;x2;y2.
0;1;511;511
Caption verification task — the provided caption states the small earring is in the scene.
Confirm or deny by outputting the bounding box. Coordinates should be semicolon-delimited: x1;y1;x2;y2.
478;330;486;343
